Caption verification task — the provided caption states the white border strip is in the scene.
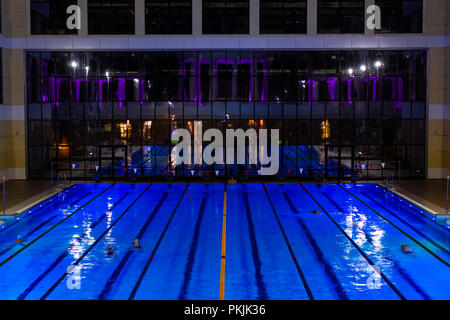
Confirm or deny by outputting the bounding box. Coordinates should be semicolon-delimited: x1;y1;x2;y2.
0;105;25;121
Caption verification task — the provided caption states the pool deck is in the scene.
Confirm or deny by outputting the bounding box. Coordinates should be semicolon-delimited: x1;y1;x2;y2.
394;180;449;217
0;179;448;221
0;180;60;218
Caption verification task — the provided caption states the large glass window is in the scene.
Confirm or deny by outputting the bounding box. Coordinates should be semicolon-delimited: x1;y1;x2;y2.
318;0;365;34
145;0;192;34
376;0;423;33
202;0;249;34
88;0;135;35
260;0;307;34
31;0;77;35
26;50;427;180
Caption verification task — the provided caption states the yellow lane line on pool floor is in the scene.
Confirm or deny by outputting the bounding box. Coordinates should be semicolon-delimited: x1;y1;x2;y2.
219;183;228;300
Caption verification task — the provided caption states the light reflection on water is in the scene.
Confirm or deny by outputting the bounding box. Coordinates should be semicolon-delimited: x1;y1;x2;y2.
1;183;448;300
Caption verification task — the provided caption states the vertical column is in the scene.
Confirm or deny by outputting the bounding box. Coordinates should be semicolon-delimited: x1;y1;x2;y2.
25;0;31;36
426;0;448;179
1;49;26;180
192;0;202;36
446;2;450;178
425;0;446;35
446;0;450;35
2;0;27;37
428;48;447;179
307;0;317;35
135;0;145;36
446;47;450;179
422;0;428;34
365;0;375;35
192;0;203;36
78;0;88;36
249;0;259;36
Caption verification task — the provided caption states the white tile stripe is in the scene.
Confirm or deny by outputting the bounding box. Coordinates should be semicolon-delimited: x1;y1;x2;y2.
429;104;450;120
0;35;448;50
0;105;25;121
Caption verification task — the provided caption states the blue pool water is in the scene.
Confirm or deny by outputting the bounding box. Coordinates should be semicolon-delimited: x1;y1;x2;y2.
0;183;448;300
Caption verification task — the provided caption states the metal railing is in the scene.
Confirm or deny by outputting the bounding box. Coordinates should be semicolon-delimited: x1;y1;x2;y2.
50;161;54;192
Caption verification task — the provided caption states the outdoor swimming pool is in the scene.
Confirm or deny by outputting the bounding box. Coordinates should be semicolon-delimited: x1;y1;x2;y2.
0;183;448;300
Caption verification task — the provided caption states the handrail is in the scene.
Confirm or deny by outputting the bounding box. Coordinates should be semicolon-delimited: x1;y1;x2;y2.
446;176;449;215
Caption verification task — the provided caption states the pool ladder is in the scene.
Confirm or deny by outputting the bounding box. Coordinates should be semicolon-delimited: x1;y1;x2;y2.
384;173;395;189
55;175;69;191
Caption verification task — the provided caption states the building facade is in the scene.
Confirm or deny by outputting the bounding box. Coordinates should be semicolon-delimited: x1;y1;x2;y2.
0;0;449;180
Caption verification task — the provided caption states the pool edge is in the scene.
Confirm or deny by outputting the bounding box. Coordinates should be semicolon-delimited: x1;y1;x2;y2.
375;183;449;220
